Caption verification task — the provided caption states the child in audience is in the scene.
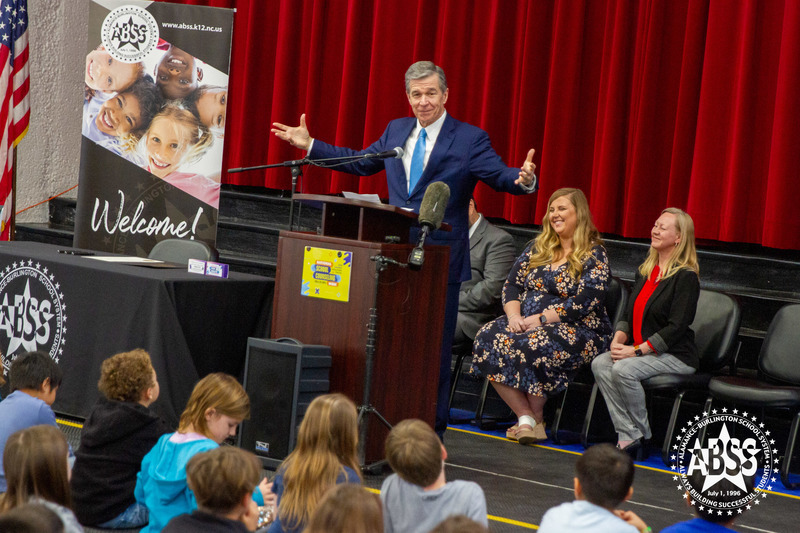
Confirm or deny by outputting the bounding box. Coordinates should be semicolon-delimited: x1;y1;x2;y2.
430;515;489;533
162;446;263;532
304;483;383;533
0;425;83;533
661;471;752;532
71;349;170;529
135;372;270;533
538;443;649;533
140;104;219;206
380;419;487;533
0;502;65;533
0;351;70;493
269;393;362;533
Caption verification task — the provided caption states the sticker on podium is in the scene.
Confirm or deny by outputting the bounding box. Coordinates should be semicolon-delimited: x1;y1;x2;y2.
301;246;352;302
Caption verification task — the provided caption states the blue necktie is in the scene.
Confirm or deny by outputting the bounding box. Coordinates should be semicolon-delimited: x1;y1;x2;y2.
409;128;427;192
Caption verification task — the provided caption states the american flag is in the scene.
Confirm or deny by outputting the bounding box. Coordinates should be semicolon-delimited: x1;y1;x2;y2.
0;0;29;240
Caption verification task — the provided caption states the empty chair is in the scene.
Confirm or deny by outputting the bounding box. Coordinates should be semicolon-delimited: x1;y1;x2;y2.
708;303;800;489
148;238;218;264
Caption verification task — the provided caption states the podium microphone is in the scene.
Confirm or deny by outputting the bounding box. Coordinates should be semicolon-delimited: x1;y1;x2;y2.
408;182;450;270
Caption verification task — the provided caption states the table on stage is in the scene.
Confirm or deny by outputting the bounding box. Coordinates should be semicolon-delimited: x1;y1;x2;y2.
0;241;274;426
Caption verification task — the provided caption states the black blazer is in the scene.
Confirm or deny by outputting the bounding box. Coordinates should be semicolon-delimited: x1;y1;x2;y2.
616;268;700;369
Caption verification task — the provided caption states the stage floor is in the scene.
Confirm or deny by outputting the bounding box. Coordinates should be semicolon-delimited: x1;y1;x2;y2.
360;424;800;533
58;417;799;532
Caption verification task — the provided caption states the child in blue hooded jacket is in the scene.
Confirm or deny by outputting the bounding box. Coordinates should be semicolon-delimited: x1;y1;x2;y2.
135;373;274;533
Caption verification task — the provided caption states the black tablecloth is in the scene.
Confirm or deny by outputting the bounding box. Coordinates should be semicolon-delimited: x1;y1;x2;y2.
0;242;274;426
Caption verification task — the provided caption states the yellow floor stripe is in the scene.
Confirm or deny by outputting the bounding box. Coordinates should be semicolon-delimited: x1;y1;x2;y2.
56;418;83;429
488;514;539;529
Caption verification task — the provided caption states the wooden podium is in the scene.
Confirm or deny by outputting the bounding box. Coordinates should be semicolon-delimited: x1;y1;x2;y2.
270;194;449;463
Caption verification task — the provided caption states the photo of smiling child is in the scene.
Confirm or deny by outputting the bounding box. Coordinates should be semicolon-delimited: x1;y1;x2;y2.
184;85;227;136
139;104;219;207
83;77;163;156
85;45;145;96
155;43;203;100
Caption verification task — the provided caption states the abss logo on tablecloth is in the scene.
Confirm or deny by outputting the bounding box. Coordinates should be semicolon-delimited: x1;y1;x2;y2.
0;260;67;375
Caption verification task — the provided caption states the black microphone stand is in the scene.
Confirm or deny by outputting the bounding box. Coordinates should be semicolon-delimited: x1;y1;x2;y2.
358;252;407;473
228;153;392;231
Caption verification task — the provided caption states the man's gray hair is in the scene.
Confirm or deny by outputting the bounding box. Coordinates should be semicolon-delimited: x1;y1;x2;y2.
405;61;448;93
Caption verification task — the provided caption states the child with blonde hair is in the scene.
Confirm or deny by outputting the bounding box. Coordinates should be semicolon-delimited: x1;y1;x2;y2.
0;425;83;533
135;373;271;533
269;393;362;533
85;45;144;94
140;104;219;206
71;349;168;529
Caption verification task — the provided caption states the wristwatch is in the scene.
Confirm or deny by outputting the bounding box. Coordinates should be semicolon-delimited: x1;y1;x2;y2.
539;314;548;325
634;344;643;357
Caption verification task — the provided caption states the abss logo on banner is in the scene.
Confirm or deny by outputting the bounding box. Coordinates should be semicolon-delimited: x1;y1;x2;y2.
0;260;67;375
101;4;159;63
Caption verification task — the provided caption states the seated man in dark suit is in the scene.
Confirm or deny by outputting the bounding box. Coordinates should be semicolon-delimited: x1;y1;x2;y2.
453;197;517;353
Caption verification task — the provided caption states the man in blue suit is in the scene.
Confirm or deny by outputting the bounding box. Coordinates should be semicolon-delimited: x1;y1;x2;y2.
272;61;538;436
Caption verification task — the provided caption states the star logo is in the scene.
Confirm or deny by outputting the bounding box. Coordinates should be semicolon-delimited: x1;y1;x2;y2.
0;260;67;375
101;6;158;63
673;412;775;514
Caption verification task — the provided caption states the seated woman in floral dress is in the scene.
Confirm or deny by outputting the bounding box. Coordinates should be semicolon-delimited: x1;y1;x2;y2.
471;187;612;444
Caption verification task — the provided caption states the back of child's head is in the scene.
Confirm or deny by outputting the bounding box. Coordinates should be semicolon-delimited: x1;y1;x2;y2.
0;425;71;512
429;515;489;533
9;351;62;392
186;446;261;515
98;349;156;403
294;393;359;467
278;393;360;530
0;502;65;533
178;373;250;439
385;418;442;488
687;469;752;523
575;443;634;509
304;483;382;533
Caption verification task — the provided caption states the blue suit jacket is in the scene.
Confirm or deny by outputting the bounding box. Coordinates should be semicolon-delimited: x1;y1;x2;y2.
309;114;536;283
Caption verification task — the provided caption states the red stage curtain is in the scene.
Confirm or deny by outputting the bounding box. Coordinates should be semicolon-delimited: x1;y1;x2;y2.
166;0;800;249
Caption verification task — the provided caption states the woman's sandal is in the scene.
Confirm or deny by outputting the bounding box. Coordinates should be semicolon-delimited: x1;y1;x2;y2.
517;422;547;445
505;424;519;441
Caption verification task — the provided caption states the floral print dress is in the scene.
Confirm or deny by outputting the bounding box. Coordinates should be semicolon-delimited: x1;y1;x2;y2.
470;244;612;397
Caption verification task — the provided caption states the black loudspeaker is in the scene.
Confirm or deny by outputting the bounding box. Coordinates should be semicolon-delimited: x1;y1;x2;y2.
238;337;331;469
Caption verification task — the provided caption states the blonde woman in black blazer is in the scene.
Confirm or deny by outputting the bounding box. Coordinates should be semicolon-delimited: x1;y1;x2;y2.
591;208;700;458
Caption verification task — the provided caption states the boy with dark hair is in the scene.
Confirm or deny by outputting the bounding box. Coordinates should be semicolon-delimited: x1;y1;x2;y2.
539;443;650;533
0;351;68;493
162;446;263;532
71;349;169;528
381;419;487;533
661;471;752;532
